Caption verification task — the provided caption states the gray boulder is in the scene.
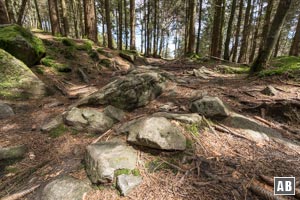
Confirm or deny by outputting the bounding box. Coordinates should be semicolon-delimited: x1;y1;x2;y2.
261;85;278;96
119;52;135;63
63;107;88;130
41;115;63;132
73;72;166;110
152;112;202;124
0;102;14;119
103;105;125;122
190;96;230;118
41;176;92;200
117;174;142;196
85;141;137;183
124;117;186;150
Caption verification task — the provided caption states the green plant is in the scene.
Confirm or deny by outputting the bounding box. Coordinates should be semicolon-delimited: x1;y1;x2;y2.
61;38;76;46
185;123;200;137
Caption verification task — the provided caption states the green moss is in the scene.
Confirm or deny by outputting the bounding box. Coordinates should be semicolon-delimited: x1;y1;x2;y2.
97;48;105;54
120;49;138;55
88;49;99;61
131;169;141;176
99;59;111;68
76;40;93;51
41;56;71;72
114;169;131;176
5;166;19;174
220;65;250;74
185;123;200;137
61;38;76;46
258;56;300;77
49;124;68;138
41;56;56;67
35;66;45;74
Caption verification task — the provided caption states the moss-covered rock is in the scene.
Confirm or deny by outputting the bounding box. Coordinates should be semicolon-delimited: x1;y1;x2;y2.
0;49;46;99
0;24;45;66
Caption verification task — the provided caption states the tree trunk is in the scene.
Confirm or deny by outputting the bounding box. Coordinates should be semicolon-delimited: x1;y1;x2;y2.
118;0;123;50
78;0;84;37
153;0;158;56
5;0;15;23
187;0;196;54
231;0;243;62
70;0;79;38
238;0;252;63
273;31;281;57
104;0;112;48
129;0;136;50
17;0;28;25
33;0;42;29
250;0;293;74
0;0;9;24
289;14;300;56
48;0;61;35
210;0;223;58
83;0;98;42
224;0;236;60
124;0;128;50
60;0;69;36
195;0;202;55
258;0;274;51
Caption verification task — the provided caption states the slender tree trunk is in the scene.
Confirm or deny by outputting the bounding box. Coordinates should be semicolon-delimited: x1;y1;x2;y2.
48;0;61;35
238;0;252;63
0;0;9;24
60;0;69;36
129;0;136;50
289;14;300;56
5;0;15;23
231;0;243;62
218;0;225;57
273;31;281;57
104;0;112;48
210;0;223;58
124;0;128;50
118;0;123;50
140;9;144;53
83;0;98;42
33;0;42;29
196;0;203;55
224;0;236;60
258;0;274;52
184;0;189;54
250;0;293;73
146;0;150;55
187;0;196;54
78;0;84;37
17;0;28;25
153;0;157;56
70;0;79;38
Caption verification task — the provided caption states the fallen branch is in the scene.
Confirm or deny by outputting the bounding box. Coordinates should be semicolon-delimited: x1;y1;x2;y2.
259;175;274;186
216;123;252;141
1;184;40;200
91;129;112;144
249;183;285;200
159;158;185;173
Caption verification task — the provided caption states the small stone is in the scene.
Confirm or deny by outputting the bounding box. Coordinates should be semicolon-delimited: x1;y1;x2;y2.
117;174;142;196
103;105;125;122
63;107;88;130
41;115;63;132
0;103;14;119
261;85;278;96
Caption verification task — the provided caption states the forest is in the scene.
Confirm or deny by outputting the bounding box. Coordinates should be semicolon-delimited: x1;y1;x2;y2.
0;0;300;199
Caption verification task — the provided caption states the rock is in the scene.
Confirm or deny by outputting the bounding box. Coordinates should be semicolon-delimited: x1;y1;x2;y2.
74;72;166;110
261;85;278;96
152;112;202;124
63;107;114;133
124;117;186;150
0;49;46;99
119;52;135;63
0;24;45;66
103;105;125;122
193;66;215;79
117;174;142;196
0;145;27;160
0;102;14;119
190;96;230;118
41;176;92;200
85;141;137;183
41;115;63;132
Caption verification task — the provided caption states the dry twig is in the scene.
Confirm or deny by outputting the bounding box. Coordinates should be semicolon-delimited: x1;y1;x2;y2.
1;184;40;200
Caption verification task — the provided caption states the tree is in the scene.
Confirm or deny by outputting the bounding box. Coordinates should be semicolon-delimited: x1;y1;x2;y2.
289;14;300;56
118;0;123;50
224;0;236;60
105;0;113;48
187;0;196;54
196;0;203;55
258;0;274;51
48;0;61;35
232;0;243;62
84;0;98;42
17;0;28;25
250;0;293;73
0;0;9;24
60;0;69;36
5;0;15;23
33;0;42;29
130;0;136;50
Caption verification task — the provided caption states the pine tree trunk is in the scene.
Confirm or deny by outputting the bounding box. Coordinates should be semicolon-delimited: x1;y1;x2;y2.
0;0;9;24
124;0;128;50
60;0;69;36
210;0;223;58
104;0;112;48
48;0;61;35
118;0;123;50
238;0;252;63
196;0;203;55
70;0;79;38
273;31;281;57
5;0;15;23
153;0;158;56
129;0;136;50
33;0;42;29
231;0;243;62
17;0;28;25
223;0;236;60
218;0;225;57
250;0;293;73
289;14;300;56
187;0;196;54
83;0;98;42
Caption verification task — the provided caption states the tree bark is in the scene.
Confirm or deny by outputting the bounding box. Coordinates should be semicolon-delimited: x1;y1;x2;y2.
48;0;61;35
210;0;223;58
5;0;15;23
258;0;274;51
231;0;243;62
17;0;28;25
130;0;136;50
124;0;128;49
60;0;69;36
187;0;196;54
153;0;158;56
83;0;98;42
223;0;236;60
118;0;123;50
289;14;300;56
33;0;42;29
250;0;293;74
105;0;113;48
196;0;203;55
0;0;9;24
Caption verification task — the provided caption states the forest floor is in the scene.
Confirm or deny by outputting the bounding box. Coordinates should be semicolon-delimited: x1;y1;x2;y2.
0;35;300;200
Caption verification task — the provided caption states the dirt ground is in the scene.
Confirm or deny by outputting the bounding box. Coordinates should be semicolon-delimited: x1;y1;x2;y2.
1;36;300;200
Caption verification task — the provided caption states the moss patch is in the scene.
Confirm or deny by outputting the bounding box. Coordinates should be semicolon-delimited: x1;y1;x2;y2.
219;65;250;74
114;168;141;177
49;124;68;138
185;123;200;137
76;40;93;51
41;56;71;73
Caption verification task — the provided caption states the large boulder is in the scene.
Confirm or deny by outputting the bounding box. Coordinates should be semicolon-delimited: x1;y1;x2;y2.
85;141;137;183
152;112;202;124
73;72;166;110
0;102;14;119
117;174;142;196
122;117;186;150
0;49;46;99
0;25;45;66
41;176;92;200
190;96;230;118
